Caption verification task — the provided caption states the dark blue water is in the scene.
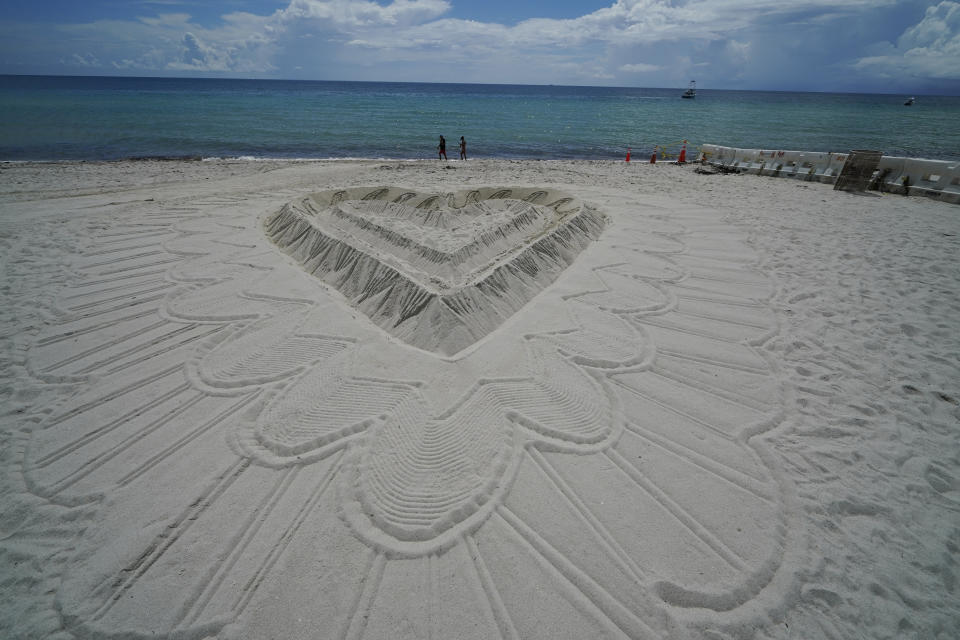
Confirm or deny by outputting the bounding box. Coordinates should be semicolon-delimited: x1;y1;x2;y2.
1;75;957;161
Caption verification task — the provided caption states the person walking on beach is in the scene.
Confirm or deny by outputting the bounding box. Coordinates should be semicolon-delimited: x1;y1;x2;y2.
437;135;447;160
459;136;467;160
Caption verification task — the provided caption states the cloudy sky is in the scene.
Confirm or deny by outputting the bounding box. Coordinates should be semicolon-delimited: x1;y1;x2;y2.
2;0;958;94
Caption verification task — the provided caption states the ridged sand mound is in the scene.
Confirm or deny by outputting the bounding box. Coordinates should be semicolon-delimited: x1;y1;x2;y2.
265;187;608;355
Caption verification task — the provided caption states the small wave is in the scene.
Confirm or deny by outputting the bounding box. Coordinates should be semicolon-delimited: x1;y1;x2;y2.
200;155;428;163
122;155;205;162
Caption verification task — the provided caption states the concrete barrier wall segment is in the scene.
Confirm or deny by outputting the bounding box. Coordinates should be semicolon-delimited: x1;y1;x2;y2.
700;145;959;205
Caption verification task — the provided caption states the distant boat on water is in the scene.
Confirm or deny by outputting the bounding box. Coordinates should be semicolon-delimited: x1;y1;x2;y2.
682;81;696;99
904;97;915;106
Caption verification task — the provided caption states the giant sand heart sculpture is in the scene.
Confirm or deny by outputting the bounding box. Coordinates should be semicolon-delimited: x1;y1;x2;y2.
264;187;608;355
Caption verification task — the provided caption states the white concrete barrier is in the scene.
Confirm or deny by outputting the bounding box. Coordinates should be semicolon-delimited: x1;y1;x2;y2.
871;157;907;193
700;144;959;205
754;150;777;175
811;153;848;183
777;151;802;178
730;148;756;171
745;149;767;174
701;144;739;168
762;151;810;178
787;152;820;181
901;159;960;203
699;144;720;164
868;157;960;203
941;165;960;204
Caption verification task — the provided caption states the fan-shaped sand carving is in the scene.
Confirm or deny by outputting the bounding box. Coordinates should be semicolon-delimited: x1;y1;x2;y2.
18;180;795;640
264;187;608;355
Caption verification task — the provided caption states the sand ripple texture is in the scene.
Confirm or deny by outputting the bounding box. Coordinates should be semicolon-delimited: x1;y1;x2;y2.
3;159;956;640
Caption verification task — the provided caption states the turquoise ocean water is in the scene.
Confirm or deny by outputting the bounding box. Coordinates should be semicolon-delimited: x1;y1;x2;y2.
1;75;958;162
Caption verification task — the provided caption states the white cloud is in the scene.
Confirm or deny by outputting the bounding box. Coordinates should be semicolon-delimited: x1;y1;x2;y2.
725;39;750;62
2;0;953;91
113;49;166;70
37;10;276;74
853;1;960;80
277;0;450;29
168;31;234;70
138;13;193;27
313;0;903;79
899;0;960;48
63;53;101;68
620;62;661;73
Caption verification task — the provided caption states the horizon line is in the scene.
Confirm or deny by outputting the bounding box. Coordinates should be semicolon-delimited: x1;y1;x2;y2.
1;73;953;98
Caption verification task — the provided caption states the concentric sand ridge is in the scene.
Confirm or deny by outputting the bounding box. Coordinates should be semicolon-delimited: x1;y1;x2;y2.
265;187;607;355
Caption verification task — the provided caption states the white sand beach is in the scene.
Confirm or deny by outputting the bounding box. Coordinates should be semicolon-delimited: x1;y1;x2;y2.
1;157;958;640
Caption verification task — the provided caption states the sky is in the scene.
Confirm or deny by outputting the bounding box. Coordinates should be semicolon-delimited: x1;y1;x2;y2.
1;0;958;94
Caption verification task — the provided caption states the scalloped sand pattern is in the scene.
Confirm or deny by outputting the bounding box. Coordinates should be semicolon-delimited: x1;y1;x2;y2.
14;177;794;640
264;187;608;355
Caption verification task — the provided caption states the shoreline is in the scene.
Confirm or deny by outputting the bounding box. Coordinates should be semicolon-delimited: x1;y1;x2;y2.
4;152;957;208
4;146;960;164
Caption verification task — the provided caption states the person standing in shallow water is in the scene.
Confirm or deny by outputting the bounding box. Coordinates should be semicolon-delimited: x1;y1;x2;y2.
459;136;467;160
437;136;447;160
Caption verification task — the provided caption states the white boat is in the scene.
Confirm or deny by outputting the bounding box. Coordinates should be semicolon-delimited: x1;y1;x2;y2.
681;81;696;99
